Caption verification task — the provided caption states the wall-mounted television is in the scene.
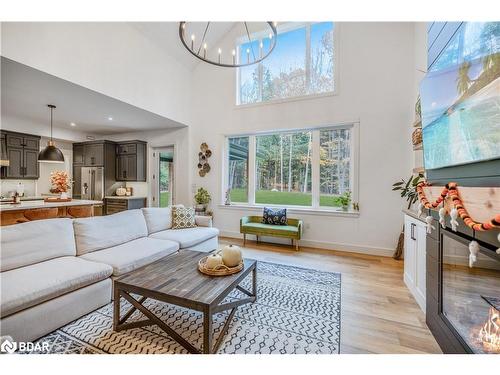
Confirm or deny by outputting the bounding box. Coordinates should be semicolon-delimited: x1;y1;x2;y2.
420;22;500;186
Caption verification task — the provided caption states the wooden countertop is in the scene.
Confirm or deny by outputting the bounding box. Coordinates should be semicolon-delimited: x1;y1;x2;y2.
0;199;103;212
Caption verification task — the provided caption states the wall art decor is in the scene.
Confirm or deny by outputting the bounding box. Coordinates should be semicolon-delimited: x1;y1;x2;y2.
198;142;212;177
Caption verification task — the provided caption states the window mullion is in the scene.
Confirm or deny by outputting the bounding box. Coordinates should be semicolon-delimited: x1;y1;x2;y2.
305;24;311;94
248;135;256;205
311;130;320;208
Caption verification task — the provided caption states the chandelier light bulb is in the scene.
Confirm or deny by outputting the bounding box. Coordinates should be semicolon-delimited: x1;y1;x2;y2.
203;43;207;58
191;34;195;50
273;21;278;27
269;33;273;40
218;48;222;63
191;34;195;41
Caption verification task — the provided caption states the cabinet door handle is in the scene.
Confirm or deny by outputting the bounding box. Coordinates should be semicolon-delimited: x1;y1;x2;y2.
410;223;416;241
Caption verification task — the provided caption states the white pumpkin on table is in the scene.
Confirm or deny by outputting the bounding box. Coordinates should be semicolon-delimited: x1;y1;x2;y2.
220;244;242;268
205;253;223;269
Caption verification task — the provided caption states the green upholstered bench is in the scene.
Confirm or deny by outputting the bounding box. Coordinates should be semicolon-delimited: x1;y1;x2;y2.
240;216;303;251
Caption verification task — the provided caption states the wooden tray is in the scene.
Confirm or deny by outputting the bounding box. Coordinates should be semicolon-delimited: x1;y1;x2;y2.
44;198;72;202
198;256;244;276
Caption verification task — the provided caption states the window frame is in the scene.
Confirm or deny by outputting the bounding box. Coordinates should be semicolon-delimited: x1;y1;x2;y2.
221;122;359;215
235;22;339;107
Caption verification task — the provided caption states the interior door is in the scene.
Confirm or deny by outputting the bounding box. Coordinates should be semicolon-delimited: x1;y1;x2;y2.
151;146;174;207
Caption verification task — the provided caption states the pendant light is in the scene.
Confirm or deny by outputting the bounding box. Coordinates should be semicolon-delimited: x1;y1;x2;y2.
38;104;64;163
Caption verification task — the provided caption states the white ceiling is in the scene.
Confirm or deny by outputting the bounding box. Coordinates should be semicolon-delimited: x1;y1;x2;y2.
130;22;269;70
1;57;185;135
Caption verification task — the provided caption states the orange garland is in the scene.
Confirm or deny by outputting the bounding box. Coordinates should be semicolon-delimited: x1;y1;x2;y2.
416;182;500;232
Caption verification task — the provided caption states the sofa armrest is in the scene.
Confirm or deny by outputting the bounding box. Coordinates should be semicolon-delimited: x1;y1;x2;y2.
195;215;213;227
297;220;303;239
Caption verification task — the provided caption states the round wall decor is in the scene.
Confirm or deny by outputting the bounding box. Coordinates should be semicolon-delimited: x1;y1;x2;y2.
198;143;211;177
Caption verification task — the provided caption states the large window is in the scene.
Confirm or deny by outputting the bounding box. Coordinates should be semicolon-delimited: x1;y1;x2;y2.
227;136;249;203
224;124;357;211
238;22;335;105
256;131;312;206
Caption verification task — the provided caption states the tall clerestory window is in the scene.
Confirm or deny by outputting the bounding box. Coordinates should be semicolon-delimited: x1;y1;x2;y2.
237;22;335;105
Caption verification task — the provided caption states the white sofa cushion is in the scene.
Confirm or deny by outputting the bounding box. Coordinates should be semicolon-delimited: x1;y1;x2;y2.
73;209;148;256
141;207;172;234
79;237;179;276
0;218;76;272
149;227;219;249
0;257;113;317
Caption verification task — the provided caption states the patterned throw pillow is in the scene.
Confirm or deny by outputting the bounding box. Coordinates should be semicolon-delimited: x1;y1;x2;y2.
171;207;196;229
262;207;287;226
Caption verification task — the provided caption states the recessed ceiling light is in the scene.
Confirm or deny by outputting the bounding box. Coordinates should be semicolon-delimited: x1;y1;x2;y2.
108;117;113;121
70;122;76;127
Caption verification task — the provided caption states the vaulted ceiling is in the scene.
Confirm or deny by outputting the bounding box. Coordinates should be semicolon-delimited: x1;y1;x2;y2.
130;22;237;70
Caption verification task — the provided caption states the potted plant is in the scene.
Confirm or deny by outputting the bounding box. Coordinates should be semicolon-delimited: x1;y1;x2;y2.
392;173;425;209
338;191;352;211
194;187;211;212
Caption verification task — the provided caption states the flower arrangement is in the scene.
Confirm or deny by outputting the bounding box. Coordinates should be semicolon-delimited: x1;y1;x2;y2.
50;170;71;194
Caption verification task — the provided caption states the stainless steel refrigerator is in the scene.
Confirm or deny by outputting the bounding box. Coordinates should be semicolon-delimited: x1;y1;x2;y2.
81;167;104;200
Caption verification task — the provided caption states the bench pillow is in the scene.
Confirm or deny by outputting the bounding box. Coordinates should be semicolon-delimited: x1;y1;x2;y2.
73;209;148;256
262;207;287;225
0;218;76;272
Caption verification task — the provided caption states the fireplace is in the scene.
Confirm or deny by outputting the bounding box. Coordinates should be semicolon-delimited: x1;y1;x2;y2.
441;235;500;354
426;214;500;354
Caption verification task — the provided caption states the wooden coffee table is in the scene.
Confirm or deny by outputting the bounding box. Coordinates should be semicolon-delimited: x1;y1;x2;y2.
113;250;257;354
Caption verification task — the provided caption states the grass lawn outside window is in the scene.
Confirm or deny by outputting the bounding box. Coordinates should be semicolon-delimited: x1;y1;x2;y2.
230;188;343;208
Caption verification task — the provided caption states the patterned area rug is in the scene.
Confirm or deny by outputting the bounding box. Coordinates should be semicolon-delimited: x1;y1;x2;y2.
28;261;341;354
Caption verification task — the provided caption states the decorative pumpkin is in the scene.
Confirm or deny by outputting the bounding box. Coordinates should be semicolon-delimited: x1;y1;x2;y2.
221;244;242;267
116;187;127;196
205;253;223;269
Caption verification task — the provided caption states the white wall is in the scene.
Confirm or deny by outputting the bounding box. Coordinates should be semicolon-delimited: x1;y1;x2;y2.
1;22;192;126
187;22;416;256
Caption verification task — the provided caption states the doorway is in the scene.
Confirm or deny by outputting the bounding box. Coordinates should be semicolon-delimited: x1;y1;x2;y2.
152;146;174;207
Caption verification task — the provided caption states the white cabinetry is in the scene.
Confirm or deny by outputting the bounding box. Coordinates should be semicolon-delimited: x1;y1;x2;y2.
403;214;426;312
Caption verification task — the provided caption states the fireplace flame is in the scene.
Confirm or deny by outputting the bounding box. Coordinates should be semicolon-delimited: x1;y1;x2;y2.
478;307;500;352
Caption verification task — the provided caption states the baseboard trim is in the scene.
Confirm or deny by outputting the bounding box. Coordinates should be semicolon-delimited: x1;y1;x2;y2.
220;230;394;257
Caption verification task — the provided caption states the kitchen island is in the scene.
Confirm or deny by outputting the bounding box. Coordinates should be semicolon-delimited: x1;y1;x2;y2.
0;199;103;226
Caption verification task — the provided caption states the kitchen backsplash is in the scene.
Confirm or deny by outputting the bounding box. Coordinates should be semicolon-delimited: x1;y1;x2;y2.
0;180;37;197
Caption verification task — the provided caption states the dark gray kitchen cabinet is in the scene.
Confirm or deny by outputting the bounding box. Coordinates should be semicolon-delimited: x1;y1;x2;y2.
72;165;82;198
73;144;84;165
23;149;39;179
84;144;104;166
0;130;40;179
5;147;23;178
115;141;146;182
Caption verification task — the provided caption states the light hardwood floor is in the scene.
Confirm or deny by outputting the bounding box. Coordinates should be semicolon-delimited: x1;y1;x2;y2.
219;237;442;354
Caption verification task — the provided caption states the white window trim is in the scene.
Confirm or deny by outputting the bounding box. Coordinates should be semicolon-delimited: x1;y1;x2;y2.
235;22;339;107
221;121;360;215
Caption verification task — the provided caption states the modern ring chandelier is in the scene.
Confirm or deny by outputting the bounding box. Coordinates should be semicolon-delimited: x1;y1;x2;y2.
179;22;278;68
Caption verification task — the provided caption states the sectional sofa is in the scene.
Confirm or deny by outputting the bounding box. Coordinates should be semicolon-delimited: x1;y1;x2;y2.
0;207;219;343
